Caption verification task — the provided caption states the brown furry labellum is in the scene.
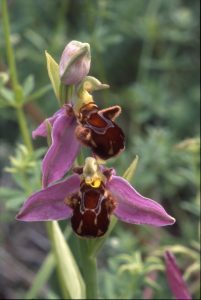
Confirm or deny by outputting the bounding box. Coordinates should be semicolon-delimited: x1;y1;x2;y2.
66;180;116;238
75;102;125;160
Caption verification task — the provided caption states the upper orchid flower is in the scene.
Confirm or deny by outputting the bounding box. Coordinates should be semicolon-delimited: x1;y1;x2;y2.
33;92;125;188
16;157;175;238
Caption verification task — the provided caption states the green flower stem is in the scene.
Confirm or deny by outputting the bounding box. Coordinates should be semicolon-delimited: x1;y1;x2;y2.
1;0;18;91
84;255;98;299
137;0;162;81
79;239;98;299
2;0;33;152
16;107;33;152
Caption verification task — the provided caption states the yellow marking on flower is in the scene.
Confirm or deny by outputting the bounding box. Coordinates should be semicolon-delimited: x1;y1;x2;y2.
85;177;101;188
91;178;101;188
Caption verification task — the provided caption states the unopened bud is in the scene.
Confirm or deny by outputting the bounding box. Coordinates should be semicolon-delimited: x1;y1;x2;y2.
59;40;91;85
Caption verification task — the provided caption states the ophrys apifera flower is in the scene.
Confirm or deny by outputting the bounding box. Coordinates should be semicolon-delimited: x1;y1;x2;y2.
17;158;175;238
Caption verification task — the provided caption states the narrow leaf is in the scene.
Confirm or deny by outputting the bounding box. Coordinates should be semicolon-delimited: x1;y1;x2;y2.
123;155;139;182
26;84;52;103
0;87;16;106
25;226;72;299
45;51;60;102
6;196;25;209
48;221;86;299
0;187;23;198
23;74;35;96
0;98;10;108
25;253;55;299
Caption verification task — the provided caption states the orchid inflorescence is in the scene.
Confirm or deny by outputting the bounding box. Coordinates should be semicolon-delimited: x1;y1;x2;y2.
17;40;175;238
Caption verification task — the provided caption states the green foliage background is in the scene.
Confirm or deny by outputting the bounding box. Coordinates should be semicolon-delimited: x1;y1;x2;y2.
0;0;200;299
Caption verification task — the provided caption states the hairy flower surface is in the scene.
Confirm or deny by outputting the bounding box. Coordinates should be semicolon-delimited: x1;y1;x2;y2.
165;251;192;300
17;158;175;238
33;103;125;187
75;102;125;160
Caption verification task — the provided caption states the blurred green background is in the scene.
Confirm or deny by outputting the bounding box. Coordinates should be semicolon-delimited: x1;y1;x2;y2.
0;0;200;299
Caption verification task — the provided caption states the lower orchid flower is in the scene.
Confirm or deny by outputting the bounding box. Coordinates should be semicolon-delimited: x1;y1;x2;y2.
16;157;175;238
33;102;125;188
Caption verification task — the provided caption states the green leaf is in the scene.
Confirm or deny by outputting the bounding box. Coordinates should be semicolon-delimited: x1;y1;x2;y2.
6;196;25;209
25;84;51;103
123;155;139;181
25;253;55;299
47;221;86;299
0;98;10;108
0;72;9;85
25;226;72;299
0;87;16;106
0;187;23;198
24;29;46;50
45;51;60;103
23;74;35;96
154;245;198;260
184;262;200;281
0;187;24;209
145;277;162;291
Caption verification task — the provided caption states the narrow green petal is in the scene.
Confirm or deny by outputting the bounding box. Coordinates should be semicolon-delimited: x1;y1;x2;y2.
45;51;60;103
123;155;139;182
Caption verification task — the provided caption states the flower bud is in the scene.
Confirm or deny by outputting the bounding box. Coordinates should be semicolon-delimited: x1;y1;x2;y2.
59;40;91;85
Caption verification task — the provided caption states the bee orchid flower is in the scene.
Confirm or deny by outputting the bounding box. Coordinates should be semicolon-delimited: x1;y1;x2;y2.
33;102;125;188
16;157;175;238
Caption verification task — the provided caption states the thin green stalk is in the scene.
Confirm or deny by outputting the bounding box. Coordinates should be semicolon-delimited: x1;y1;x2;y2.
16;107;33;152
84;254;98;299
2;0;33;152
79;239;98;299
1;0;18;92
137;0;162;81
